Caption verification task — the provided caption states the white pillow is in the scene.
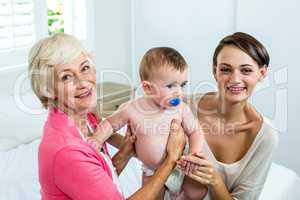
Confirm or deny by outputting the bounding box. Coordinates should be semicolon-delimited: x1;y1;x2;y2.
0;139;41;200
259;163;300;199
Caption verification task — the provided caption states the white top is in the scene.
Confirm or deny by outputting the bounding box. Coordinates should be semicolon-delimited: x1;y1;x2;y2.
77;123;123;195
188;94;279;200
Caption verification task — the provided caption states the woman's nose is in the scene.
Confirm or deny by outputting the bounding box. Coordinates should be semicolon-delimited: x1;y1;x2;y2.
74;74;88;88
230;70;242;83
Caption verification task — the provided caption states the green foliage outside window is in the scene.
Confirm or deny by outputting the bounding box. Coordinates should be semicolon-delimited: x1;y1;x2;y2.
47;0;64;35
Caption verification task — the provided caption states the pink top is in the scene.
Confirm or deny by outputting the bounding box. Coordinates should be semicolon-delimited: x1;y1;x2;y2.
38;108;124;200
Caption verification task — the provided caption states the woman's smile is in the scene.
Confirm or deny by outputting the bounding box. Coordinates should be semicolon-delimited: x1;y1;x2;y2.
75;88;93;99
226;85;247;95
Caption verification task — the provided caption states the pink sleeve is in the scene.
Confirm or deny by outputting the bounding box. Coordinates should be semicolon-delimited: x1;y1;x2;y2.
54;146;125;200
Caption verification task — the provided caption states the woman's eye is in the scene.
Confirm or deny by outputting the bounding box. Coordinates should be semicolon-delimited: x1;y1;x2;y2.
82;65;90;72
241;68;253;74
61;74;72;81
220;68;231;73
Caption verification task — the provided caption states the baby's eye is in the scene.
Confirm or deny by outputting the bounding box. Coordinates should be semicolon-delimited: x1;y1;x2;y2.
166;84;175;89
180;82;187;88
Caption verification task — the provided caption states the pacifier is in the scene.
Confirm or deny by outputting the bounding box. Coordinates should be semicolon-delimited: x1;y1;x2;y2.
169;97;181;107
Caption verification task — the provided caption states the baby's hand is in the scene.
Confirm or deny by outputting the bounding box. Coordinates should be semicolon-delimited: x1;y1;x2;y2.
86;136;102;150
184;153;197;175
177;152;203;174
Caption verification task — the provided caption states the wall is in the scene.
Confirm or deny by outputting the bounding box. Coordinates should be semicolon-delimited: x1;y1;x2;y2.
132;0;236;88
94;0;133;85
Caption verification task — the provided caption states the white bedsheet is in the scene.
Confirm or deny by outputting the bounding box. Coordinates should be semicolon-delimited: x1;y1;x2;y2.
0;140;40;200
0;139;299;200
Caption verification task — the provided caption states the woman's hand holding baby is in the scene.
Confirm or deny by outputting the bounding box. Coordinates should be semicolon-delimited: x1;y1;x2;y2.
118;126;136;158
177;152;221;186
111;126;136;175
166;119;186;162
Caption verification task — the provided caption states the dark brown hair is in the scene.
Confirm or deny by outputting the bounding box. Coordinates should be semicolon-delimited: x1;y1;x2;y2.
139;47;187;80
213;32;270;68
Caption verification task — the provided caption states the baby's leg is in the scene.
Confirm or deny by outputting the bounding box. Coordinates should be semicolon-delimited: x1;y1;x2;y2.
180;176;208;200
142;173;166;200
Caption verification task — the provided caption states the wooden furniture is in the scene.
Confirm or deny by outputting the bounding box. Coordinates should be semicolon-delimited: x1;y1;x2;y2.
96;82;134;118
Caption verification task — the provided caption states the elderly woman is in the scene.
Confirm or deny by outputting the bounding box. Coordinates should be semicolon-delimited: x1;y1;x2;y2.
28;33;186;200
178;32;278;200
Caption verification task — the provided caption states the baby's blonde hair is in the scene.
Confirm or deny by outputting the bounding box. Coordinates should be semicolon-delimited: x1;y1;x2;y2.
139;47;187;81
28;33;94;108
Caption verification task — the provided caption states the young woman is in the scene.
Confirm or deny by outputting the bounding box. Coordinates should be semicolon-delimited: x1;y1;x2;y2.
178;32;278;200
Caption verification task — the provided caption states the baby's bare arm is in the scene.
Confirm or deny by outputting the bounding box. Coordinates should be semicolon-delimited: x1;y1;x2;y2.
91;102;131;146
180;104;208;198
181;103;204;153
188;130;204;154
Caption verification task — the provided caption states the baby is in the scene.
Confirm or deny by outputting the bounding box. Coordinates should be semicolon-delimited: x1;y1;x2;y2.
91;47;207;199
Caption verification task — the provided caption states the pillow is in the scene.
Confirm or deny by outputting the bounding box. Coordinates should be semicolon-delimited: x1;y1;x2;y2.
259;163;300;199
0;68;46;151
0;139;41;200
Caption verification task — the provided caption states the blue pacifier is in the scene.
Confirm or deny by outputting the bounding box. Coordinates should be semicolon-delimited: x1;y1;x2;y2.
169;97;181;107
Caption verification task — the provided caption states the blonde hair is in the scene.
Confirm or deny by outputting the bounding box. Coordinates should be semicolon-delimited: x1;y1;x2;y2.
28;33;94;108
139;47;187;81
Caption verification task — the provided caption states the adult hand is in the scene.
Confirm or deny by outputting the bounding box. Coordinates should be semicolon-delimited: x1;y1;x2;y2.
119;125;136;158
178;152;220;186
166;119;186;162
112;126;136;175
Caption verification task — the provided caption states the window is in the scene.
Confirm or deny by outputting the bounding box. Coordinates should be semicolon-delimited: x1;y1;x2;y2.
0;0;35;51
0;0;94;69
47;0;64;35
46;0;95;51
0;0;47;69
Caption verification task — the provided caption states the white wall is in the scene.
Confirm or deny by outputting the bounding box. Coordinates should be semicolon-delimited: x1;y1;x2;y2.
94;0;133;85
132;0;236;88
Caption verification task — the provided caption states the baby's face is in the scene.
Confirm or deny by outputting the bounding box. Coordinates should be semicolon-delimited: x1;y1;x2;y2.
146;66;188;109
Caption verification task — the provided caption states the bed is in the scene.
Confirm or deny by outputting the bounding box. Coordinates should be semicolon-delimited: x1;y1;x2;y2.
0;138;299;200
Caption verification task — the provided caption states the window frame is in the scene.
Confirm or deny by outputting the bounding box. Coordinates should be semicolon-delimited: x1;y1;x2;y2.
0;0;95;70
0;0;48;70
